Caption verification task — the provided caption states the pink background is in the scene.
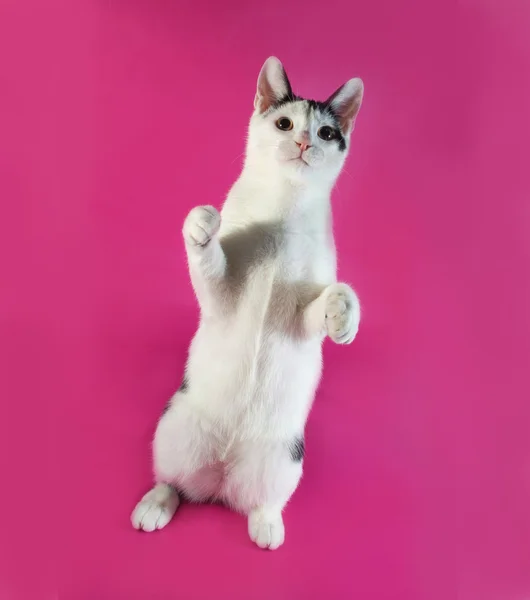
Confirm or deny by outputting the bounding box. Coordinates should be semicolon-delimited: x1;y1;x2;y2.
1;1;529;599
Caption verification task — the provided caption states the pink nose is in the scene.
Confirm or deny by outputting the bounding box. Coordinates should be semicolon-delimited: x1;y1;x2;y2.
296;141;311;152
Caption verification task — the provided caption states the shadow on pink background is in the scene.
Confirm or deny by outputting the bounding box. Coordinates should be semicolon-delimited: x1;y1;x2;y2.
0;1;529;599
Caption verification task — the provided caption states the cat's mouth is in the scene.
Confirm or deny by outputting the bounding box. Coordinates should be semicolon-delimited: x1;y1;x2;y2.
289;154;310;166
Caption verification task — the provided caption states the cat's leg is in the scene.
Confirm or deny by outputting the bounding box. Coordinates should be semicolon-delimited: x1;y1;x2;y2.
131;482;179;532
131;395;221;532
183;206;226;315
223;438;304;550
302;283;360;344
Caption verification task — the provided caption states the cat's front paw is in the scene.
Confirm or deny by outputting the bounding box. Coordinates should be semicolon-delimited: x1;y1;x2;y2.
183;206;221;247
325;283;360;344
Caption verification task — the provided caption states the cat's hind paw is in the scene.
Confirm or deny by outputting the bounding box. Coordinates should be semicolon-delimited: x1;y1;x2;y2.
131;484;179;532
248;509;285;550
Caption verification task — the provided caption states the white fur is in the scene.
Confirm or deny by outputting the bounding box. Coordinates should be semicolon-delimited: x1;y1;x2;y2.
131;57;363;550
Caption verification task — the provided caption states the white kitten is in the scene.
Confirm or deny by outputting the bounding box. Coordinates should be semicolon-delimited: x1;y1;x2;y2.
131;57;364;550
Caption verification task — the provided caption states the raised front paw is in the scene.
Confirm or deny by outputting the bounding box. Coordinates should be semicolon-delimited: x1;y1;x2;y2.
325;283;360;344
183;205;221;247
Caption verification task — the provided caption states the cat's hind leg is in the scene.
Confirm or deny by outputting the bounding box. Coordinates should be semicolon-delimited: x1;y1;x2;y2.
223;437;304;550
131;392;222;532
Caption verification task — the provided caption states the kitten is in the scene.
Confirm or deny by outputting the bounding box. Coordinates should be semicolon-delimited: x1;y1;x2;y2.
131;57;363;550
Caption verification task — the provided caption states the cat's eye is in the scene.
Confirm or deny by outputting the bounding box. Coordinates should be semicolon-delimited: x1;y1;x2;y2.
317;126;338;141
276;117;293;131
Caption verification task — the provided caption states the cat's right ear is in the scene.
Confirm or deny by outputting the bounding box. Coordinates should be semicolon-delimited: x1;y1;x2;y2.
254;57;293;114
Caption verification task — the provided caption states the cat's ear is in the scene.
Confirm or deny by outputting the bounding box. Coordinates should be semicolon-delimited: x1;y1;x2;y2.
254;57;293;114
325;78;364;134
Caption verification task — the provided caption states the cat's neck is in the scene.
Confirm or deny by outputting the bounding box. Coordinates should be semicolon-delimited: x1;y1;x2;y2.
223;161;334;233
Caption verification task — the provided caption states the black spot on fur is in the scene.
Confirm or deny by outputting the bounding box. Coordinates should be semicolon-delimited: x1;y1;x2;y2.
305;98;331;114
270;92;298;111
307;99;347;151
268;95;347;151
289;437;305;462
161;375;188;416
178;375;189;393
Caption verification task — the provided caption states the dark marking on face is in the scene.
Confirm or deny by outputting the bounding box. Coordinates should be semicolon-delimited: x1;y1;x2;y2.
308;99;347;151
289;436;305;462
268;95;347;151
270;92;298;112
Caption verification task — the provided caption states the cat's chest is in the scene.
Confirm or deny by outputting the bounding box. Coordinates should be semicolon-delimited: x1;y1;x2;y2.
245;236;333;311
257;240;328;287
221;224;335;297
278;232;335;283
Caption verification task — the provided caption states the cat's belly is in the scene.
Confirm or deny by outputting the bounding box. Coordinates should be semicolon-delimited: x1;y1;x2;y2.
186;316;323;436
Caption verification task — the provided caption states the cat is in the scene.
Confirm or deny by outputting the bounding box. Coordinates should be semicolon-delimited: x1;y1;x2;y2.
131;57;364;550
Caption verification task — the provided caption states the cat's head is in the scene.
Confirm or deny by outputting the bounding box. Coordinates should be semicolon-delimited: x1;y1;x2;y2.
246;57;363;185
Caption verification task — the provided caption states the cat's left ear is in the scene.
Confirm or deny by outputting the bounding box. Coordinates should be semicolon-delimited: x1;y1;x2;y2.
254;57;293;114
325;78;364;134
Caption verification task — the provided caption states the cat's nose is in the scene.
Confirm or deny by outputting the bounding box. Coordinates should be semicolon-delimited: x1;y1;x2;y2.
295;132;311;152
296;141;311;152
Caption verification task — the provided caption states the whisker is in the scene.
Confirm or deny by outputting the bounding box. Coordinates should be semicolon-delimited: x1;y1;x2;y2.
341;166;355;181
230;152;246;165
